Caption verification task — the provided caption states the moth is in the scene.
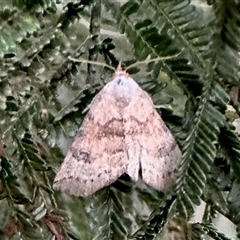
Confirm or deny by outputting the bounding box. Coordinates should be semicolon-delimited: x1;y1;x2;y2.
53;66;182;197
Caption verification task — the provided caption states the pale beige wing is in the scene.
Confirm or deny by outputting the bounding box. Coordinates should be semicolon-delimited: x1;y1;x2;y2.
53;87;128;197
124;88;181;191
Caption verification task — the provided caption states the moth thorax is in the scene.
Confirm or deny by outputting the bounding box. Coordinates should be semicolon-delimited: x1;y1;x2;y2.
112;74;139;101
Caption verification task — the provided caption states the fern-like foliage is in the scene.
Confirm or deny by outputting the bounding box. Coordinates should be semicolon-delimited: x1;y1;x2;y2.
0;0;240;239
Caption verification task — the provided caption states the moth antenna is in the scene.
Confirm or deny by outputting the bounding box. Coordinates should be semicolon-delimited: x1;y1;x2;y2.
68;56;115;71
125;51;182;71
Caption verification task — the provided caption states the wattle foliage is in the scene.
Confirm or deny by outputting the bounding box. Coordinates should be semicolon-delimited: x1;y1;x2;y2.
0;0;240;239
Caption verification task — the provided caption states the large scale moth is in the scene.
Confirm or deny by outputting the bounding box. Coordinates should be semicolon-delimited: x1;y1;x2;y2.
53;64;181;197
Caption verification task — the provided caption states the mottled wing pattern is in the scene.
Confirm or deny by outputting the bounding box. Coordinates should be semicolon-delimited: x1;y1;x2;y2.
53;68;182;197
53;88;128;197
124;88;181;191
